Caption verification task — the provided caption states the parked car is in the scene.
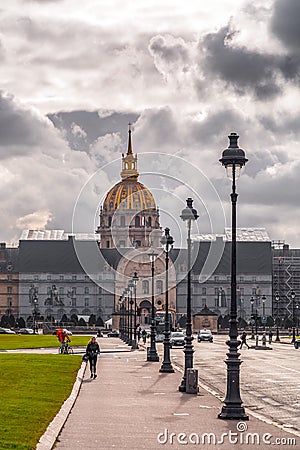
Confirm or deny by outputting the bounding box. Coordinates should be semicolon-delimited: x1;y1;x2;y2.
19;328;34;334
170;331;185;347
198;329;213;342
155;333;164;342
0;328;16;334
294;338;300;349
107;330;119;337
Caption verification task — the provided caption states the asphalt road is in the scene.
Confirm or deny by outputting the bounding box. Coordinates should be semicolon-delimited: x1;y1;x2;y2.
158;335;300;433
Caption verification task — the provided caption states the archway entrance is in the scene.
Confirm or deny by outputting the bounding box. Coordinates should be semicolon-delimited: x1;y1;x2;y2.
139;299;151;325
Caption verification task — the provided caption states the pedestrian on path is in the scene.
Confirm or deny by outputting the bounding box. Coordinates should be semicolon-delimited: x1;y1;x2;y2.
141;329;147;344
239;331;250;349
268;329;273;344
86;336;100;379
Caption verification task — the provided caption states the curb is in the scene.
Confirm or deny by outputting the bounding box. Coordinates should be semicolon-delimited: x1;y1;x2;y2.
36;360;87;450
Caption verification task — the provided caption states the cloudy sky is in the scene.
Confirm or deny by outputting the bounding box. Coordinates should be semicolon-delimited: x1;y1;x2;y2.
1;0;300;247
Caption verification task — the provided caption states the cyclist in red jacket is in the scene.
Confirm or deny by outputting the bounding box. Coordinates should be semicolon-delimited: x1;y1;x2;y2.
56;328;71;344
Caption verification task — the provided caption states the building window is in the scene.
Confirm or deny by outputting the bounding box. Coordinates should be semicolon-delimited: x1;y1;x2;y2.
156;280;163;294
135;215;140;227
85;275;89;281
240;276;244;282
142;280;149;294
252;287;257;295
7;275;12;281
84;298;89;307
120;216;125;227
214;275;219;282
72;298;76;307
252;276;256;282
202;287;206;295
7;287;12;294
108;216;112;227
47;287;51;295
85;287;89;294
202;298;206;307
34;275;39;281
98;286;102;294
60;275;64;281
47;275;51;281
72;287;76;295
59;287;64;295
72;275;77;281
106;241;110;248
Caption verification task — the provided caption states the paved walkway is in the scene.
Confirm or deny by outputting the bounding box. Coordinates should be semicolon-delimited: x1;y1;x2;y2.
42;339;299;450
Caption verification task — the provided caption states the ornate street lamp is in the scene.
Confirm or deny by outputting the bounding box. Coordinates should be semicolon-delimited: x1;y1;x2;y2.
275;291;280;342
33;294;39;335
250;296;255;340
218;132;249;421
132;272;139;348
262;295;266;332
124;288;130;344
291;290;296;343
128;280;134;348
147;251;159;361
179;198;199;392
159;227;174;373
118;295;124;339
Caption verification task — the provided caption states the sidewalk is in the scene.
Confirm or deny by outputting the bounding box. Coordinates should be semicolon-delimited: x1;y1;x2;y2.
46;340;299;449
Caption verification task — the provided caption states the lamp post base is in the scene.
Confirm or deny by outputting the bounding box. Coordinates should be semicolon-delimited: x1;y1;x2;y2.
131;339;138;350
147;351;159;362
159;363;174;373
218;405;249;421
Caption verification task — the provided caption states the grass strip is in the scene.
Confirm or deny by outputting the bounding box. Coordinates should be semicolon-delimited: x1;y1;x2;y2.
0;334;96;350
0;354;82;450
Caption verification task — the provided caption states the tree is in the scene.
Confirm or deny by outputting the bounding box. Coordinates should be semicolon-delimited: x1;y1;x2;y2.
17;317;26;328
71;314;78;325
89;314;96;326
60;314;68;325
78;317;87;327
9;315;16;327
0;315;9;327
96;316;104;327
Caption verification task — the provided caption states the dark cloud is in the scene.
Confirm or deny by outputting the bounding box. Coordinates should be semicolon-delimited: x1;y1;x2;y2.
48;111;139;152
259;112;300;137
0;91;63;158
200;26;282;99
271;0;300;52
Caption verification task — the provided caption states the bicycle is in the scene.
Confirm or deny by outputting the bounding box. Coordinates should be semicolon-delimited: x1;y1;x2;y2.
58;341;74;354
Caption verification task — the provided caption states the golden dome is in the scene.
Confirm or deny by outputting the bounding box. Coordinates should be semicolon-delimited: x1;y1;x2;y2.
102;124;156;212
103;179;156;211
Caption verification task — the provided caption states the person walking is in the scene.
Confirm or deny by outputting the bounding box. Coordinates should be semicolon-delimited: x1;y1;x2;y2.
141;329;147;344
268;329;273;344
240;331;250;349
86;336;100;379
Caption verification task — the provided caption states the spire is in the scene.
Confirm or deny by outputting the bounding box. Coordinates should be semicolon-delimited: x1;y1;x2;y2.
127;123;133;155
120;123;138;180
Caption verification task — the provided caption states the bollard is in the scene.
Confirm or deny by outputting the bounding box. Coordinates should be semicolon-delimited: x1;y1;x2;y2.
186;368;198;394
262;333;267;347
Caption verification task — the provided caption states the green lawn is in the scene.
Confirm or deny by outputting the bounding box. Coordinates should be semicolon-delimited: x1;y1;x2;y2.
0;334;95;350
0;354;82;450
